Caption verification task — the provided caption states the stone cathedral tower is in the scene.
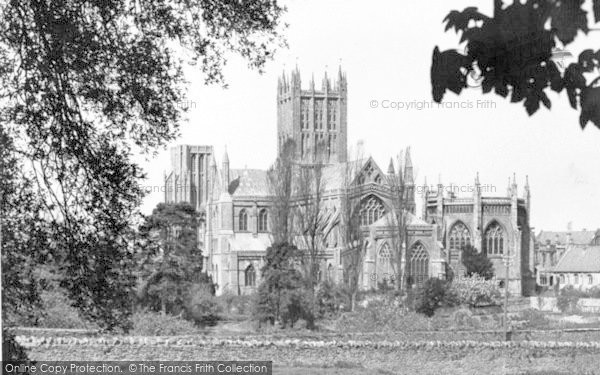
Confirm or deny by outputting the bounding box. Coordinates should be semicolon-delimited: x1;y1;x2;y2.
277;66;348;164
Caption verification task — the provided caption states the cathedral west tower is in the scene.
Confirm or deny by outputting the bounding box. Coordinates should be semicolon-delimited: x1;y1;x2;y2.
277;66;348;164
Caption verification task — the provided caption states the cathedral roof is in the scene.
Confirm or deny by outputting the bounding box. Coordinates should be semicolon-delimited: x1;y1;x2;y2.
553;245;600;273
228;169;270;197
537;230;596;245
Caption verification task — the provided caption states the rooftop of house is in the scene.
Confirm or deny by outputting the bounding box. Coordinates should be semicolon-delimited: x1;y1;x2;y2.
536;230;598;246
553;245;600;273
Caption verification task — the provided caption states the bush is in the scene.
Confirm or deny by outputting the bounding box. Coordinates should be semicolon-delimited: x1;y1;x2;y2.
315;281;351;318
184;283;222;325
587;286;600;298
516;308;550;329
37;289;95;329
450;275;501;307
335;299;446;332
557;286;581;313
416;279;458;317
462;245;494;280
2;328;31;361
217;291;252;319
131;311;199;336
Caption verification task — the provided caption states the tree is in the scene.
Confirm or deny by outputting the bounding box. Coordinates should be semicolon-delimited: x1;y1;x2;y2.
415;278;456;317
267;138;296;245
1;131;47;326
253;242;312;327
137;202;203;315
431;0;600;129
0;0;285;331
385;149;413;292
339;146;367;311
461;245;495;280
294;147;327;295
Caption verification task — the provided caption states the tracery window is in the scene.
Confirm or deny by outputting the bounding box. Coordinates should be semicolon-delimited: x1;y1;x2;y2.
448;222;471;251
258;209;268;232
377;243;393;282
408;243;429;287
483;222;505;255
301;100;310;129
359;196;386;226
239;209;248;231
328;100;337;129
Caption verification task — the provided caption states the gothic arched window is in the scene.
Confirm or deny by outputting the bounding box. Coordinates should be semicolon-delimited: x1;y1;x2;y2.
258;209;268;232
245;264;256;287
408;243;429;287
449;222;471;251
484;222;505;255
359;196;386;226
239;209;248;231
327;264;333;281
377;243;393;282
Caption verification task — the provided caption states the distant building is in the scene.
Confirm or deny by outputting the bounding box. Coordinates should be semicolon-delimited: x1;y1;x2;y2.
163;67;534;297
551;245;600;290
534;229;600;287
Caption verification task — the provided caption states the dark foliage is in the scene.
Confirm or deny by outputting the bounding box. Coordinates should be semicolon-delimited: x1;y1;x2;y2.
1;132;46;327
432;0;600;129
2;328;32;364
557;285;581;313
184;282;222;326
415;278;457;317
137;202;209;315
0;0;285;332
252;242;314;328
462;245;495;280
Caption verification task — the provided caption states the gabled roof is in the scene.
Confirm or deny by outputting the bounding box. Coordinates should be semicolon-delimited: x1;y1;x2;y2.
228;169;269;197
553;245;600;273
537;230;596;245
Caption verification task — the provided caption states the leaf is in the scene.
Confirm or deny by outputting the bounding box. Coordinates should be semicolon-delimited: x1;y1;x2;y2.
443;7;488;33
540;91;551;109
551;0;589;45
564;63;586;109
578;49;597;72
431;47;472;102
511;85;525;103
548;61;564;92
524;94;541;115
579;87;600;129
594;0;600;23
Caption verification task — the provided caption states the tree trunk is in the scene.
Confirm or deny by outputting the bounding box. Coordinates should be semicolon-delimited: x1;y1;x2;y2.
351;291;357;312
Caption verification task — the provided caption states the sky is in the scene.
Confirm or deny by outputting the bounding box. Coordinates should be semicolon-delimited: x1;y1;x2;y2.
137;0;600;233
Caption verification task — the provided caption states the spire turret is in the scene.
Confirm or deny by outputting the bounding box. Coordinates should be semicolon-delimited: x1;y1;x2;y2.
404;147;414;185
387;158;395;175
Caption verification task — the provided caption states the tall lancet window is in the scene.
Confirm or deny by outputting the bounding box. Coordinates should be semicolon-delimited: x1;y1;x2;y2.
484;222;505;255
258;209;268;232
239;209;248;231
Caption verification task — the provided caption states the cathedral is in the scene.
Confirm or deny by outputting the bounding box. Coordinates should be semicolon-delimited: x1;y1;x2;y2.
163;67;535;297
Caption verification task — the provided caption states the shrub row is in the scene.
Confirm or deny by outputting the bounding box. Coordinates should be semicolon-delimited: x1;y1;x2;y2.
15;335;600;350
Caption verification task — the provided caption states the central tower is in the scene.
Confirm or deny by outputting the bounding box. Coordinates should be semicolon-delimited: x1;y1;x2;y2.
277;66;348;164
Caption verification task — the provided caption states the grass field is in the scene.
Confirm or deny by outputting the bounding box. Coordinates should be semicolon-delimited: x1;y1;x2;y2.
23;340;600;375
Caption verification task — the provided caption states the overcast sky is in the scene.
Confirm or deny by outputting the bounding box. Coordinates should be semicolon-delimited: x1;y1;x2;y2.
137;0;600;233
